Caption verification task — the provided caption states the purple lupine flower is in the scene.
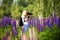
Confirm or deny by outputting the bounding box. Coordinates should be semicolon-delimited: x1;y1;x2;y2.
6;32;10;37
52;12;57;25
11;19;16;27
40;23;43;32
1;16;11;27
6;17;11;25
43;18;46;27
3;36;7;40
46;17;51;28
2;16;7;27
31;18;34;27
57;17;60;28
56;18;59;26
50;16;54;26
12;26;18;37
28;20;31;26
40;18;43;31
35;19;39;31
3;32;10;40
31;19;33;26
36;17;43;31
34;18;37;27
32;18;36;27
49;17;54;28
11;19;17;37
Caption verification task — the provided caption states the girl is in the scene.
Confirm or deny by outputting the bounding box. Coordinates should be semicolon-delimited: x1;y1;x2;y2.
22;16;29;33
21;16;29;40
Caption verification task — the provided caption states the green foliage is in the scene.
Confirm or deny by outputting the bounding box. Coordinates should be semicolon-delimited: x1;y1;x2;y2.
0;25;60;40
0;0;60;18
40;26;60;40
0;9;4;18
56;0;60;16
10;5;21;19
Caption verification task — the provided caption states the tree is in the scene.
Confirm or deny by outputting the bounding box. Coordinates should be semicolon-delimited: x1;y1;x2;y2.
10;5;21;19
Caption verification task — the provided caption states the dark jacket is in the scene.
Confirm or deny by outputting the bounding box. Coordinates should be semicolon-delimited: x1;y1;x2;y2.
19;17;23;26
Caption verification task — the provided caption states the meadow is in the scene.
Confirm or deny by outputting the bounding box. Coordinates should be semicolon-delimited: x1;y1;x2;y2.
0;0;60;40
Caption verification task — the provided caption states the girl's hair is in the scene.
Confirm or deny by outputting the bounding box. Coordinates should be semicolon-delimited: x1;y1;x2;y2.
22;10;27;16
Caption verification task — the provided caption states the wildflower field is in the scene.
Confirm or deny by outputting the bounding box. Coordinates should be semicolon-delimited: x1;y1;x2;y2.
0;0;60;40
0;13;60;40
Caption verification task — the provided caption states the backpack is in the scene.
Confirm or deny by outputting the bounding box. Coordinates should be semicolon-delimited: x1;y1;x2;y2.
19;17;23;26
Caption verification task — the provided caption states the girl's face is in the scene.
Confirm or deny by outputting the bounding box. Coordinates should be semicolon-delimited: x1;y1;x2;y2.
24;16;28;22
